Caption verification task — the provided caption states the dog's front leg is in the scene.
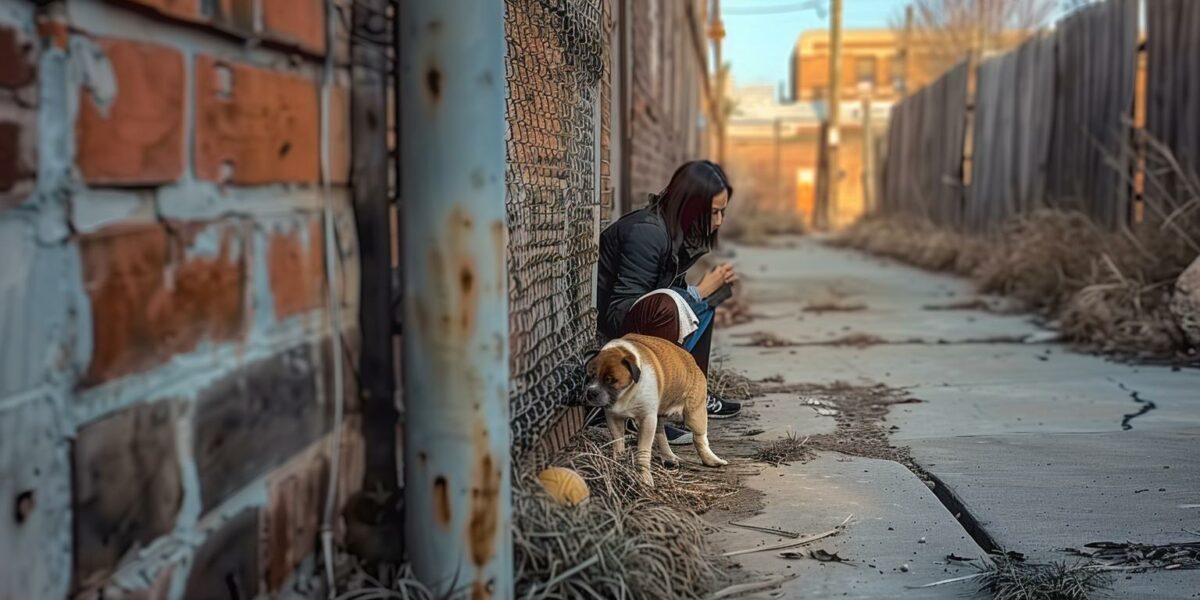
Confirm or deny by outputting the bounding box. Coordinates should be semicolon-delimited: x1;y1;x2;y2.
605;411;626;457
655;419;680;468
635;414;657;487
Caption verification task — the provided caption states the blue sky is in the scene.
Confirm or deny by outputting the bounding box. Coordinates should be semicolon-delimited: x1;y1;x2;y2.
722;0;911;86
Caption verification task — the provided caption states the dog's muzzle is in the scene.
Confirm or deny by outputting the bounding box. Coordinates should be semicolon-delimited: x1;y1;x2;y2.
583;384;611;407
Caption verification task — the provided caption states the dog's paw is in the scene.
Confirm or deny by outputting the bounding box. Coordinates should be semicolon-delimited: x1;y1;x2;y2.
638;471;655;487
662;458;679;469
702;456;728;468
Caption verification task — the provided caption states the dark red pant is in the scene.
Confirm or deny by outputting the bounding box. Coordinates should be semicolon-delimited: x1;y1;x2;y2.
617;293;713;376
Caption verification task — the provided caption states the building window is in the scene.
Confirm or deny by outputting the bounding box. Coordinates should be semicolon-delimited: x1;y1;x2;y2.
855;56;877;86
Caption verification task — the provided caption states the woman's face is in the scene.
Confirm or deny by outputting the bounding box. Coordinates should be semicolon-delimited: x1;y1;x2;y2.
710;190;729;232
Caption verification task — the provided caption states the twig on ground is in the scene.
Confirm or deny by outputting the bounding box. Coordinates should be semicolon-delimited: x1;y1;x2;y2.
727;520;801;539
708;574;799;599
724;514;854;557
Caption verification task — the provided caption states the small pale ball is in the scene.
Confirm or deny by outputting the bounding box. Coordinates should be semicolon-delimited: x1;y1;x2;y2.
537;467;590;506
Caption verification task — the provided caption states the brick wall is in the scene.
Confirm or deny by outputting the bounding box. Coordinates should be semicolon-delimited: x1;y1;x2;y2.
727;125;872;229
0;1;361;598
627;0;712;209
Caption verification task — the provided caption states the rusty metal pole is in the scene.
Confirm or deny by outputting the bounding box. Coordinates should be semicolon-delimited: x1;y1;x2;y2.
399;1;512;598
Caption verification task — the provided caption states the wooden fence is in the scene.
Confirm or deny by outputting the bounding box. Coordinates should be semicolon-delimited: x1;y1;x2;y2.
1146;0;1200;207
880;62;969;228
881;0;1142;231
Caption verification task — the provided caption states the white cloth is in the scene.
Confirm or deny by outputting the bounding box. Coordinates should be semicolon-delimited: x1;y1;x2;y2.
631;289;699;344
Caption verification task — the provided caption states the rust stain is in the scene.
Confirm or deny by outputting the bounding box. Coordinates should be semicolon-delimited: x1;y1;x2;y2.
427;246;452;339
432;475;451;527
471;579;492;600
426;65;442;102
467;436;501;568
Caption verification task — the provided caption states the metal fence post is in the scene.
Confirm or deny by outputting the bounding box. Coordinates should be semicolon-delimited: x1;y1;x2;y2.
399;1;512;598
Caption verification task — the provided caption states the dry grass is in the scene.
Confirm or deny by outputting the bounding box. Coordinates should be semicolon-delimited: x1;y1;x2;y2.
834;207;1199;359
976;555;1113;600
707;355;763;401
337;431;741;600
753;432;813;466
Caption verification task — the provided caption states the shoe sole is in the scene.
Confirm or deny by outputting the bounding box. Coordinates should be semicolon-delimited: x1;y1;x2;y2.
707;411;742;420
667;434;694;446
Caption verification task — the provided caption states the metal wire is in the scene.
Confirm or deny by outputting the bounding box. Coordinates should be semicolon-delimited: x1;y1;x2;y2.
504;0;605;456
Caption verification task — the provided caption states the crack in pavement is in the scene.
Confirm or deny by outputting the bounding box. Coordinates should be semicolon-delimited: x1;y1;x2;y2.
1110;379;1159;430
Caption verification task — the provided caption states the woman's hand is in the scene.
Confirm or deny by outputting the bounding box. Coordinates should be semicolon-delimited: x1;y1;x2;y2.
697;263;738;298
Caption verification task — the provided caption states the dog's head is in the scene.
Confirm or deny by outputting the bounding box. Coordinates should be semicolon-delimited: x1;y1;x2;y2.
582;345;641;407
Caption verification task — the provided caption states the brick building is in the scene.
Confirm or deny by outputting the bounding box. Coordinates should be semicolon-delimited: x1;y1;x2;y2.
1;1;360;598
618;0;715;213
1;1;713;598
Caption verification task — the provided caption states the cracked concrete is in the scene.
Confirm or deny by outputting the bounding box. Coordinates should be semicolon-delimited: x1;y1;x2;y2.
710;237;1200;598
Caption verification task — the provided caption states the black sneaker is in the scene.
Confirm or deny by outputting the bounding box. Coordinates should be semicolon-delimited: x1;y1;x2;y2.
706;394;742;419
663;423;694;446
590;413;695;446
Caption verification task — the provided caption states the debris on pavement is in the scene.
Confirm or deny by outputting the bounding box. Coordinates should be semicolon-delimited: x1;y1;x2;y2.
753;431;813;466
810;549;847;563
724;514;855;557
922;298;991;311
976;554;1113;600
736;331;797;347
728;520;801;539
1064;541;1200;570
801;396;839;416
803;301;868;314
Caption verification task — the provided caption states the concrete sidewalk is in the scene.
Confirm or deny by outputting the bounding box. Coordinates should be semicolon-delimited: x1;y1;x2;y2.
706;237;1200;599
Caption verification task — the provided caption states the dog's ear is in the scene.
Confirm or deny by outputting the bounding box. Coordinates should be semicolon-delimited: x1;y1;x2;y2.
622;356;641;384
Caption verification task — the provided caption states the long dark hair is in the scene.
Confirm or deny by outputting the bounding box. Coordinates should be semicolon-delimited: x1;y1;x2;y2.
653;160;733;253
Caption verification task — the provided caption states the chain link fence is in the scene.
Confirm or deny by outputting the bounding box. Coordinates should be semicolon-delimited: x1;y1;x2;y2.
504;0;607;456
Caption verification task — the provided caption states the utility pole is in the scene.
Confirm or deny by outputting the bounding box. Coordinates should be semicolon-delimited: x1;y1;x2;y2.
400;1;512;597
899;4;913;96
861;93;876;214
773;117;782;212
709;0;726;164
819;0;843;230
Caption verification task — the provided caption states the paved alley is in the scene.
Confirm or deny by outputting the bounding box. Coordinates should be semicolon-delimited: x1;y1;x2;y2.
707;237;1200;599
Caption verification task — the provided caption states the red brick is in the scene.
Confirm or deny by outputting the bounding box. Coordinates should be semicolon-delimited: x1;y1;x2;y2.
79;221;247;385
111;0;256;34
0;24;36;89
110;0;200;22
261;0;325;55
264;450;328;590
329;86;350;184
265;217;325;318
76;38;184;185
194;56;320;184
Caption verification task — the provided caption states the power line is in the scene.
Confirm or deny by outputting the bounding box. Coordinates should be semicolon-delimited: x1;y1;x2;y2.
723;1;826;16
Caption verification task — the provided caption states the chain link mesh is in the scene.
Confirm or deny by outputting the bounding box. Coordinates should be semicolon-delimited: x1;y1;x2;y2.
504;0;606;456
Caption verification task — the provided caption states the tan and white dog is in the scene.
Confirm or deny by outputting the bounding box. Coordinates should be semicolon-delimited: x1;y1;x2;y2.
583;334;727;486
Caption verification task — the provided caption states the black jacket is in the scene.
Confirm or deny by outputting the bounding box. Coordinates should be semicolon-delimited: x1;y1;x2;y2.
595;203;705;339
